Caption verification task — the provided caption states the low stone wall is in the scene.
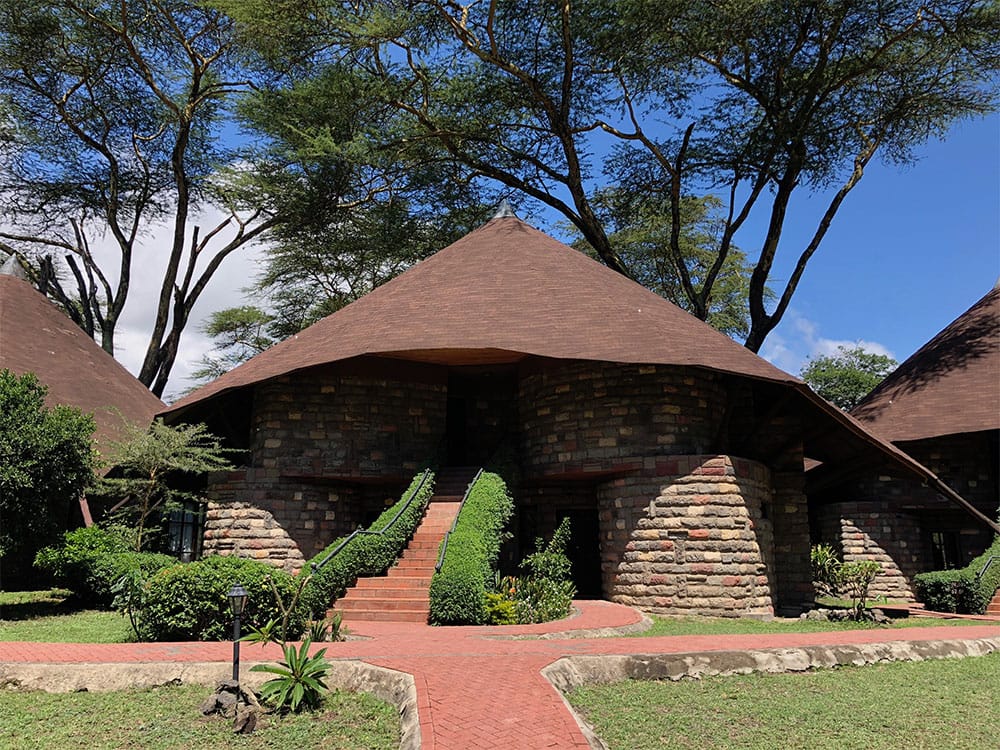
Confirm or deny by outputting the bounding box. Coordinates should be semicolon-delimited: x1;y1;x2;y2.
600;455;776;617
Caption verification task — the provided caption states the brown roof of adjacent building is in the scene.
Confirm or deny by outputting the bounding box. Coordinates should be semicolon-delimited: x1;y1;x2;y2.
0;272;163;450
166;215;799;413
851;285;1000;443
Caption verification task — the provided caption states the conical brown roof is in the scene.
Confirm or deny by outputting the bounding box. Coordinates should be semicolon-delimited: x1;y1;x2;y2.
0;272;163;449
167;215;797;413
851;285;1000;442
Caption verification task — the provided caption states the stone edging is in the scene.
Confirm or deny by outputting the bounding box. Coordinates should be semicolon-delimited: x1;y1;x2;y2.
0;659;419;750
541;637;1000;750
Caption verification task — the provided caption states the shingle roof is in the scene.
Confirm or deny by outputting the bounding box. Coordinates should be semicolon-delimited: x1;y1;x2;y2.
166;215;798;414
851;285;1000;443
0;272;163;449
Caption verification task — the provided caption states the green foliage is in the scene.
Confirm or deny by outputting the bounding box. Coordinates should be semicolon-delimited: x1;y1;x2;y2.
301;471;434;617
0;370;96;566
429;473;514;625
809;544;881;619
521;516;574;583
138;555;307;642
251;640;330;713
484;590;518;625
914;536;1000;614
92;419;234;551
810;543;842;599
801;345;898;410
190;306;276;383
34;525;174;608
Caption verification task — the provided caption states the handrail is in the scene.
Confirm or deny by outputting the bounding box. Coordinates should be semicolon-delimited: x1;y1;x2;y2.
310;469;432;573
434;468;484;573
975;555;998;583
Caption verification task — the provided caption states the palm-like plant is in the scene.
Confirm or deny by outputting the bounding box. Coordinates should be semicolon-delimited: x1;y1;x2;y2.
250;640;330;713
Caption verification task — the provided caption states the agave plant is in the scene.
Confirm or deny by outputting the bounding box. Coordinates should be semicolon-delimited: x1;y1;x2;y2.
250;639;330;713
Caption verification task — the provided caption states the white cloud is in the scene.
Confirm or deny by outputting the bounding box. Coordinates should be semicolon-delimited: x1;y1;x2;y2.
760;310;895;376
42;207;267;402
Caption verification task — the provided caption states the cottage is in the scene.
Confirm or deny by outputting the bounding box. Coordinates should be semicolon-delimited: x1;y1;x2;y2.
162;210;989;617
809;284;1000;600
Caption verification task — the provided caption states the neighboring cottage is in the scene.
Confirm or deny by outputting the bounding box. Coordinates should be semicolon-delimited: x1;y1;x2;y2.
809;285;1000;600
0;259;163;451
162;210;990;617
0;258;164;581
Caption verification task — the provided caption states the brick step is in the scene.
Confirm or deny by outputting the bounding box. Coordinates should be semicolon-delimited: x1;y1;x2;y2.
398;549;441;560
354;577;432;591
393;559;439;571
406;539;445;550
333;608;429;623
337;597;428;612
340;586;432;600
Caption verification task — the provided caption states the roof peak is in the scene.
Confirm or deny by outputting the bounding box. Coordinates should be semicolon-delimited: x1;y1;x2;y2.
0;254;30;281
490;199;518;220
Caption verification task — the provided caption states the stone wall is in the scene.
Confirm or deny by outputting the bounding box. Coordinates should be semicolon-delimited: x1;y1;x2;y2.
815;502;923;601
519;362;727;473
599;455;776;616
251;366;447;477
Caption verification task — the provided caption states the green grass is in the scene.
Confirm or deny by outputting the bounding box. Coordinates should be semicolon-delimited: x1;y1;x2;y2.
635;613;985;637
0;683;398;750
568;652;1000;750
0;589;134;643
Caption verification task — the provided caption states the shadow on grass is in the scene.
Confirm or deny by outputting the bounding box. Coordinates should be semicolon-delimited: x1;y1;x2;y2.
0;590;87;621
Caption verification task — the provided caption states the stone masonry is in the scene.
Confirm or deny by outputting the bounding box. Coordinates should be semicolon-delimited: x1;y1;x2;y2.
600;455;775;616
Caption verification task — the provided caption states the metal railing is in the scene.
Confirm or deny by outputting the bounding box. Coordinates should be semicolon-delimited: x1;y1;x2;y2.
434;468;484;573
310;469;433;573
975;555;998;584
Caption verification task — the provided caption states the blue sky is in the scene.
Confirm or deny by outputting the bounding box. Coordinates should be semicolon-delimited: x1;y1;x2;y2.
756;112;999;373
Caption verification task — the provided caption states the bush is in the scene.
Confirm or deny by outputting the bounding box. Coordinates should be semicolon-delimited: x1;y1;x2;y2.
139;555;308;641
511;576;575;624
0;370;95;574
914;536;1000;615
521;517;573;582
35;525;174;608
429;472;514;625
300;470;434;617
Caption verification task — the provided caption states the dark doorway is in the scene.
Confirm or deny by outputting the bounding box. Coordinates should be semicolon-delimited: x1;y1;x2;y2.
566;509;603;598
446;390;468;465
445;370;517;467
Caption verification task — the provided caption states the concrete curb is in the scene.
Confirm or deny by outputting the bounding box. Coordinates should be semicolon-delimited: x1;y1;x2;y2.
542;637;1000;750
0;659;420;750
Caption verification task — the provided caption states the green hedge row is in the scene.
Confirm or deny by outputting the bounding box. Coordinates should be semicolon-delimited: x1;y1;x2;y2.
140;555;307;641
914;536;1000;614
299;470;435;617
35;526;175;608
429;472;514;625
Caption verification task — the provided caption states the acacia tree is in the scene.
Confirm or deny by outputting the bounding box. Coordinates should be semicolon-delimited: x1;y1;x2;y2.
0;1;276;396
224;0;1000;352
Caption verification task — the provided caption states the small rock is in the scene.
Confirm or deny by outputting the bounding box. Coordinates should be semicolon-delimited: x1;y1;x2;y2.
233;705;259;734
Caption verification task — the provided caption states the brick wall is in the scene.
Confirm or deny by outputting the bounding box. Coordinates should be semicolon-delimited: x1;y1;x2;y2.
598;456;776;616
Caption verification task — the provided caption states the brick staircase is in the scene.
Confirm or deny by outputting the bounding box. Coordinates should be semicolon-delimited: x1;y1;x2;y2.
332;467;478;623
987;587;1000;618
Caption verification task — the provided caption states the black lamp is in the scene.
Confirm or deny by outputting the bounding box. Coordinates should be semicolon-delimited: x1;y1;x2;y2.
227;583;248;682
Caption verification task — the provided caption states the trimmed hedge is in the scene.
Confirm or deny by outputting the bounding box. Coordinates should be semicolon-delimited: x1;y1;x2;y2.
300;470;435;617
914;536;1000;614
140;555;307;641
34;525;175;608
429;472;514;625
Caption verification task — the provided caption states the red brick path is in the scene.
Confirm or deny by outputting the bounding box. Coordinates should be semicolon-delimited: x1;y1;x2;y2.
3;600;999;749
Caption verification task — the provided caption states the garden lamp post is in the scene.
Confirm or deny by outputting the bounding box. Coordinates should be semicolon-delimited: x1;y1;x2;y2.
227;583;248;682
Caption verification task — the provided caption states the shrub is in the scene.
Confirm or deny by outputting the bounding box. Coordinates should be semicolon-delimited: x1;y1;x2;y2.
139;555;307;641
0;370;95;573
429;472;514;625
914;536;1000;615
511;576;575;624
521;516;573;582
35;525;174;608
300;470;434;617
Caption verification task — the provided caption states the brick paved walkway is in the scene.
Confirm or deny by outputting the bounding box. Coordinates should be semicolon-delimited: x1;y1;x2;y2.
3;600;999;749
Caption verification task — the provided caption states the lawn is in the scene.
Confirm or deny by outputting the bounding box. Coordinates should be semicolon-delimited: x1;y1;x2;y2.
0;590;133;643
0;683;398;750
568;651;1000;750
635;612;985;637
